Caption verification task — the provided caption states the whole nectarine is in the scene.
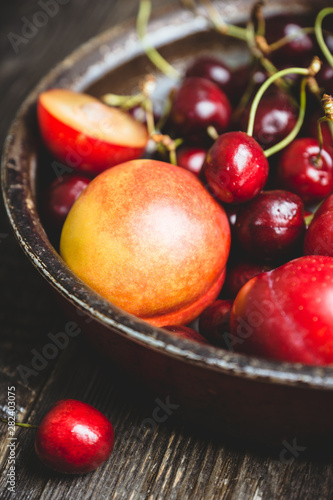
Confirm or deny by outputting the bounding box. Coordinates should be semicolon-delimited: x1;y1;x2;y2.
60;159;231;326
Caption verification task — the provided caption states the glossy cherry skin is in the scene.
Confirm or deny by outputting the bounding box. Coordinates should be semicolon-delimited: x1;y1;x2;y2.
34;399;114;474
230;255;333;365
177;147;207;176
223;260;272;300
239;92;297;150
163;325;208;344
198;299;233;346
184;55;243;101
265;14;316;65
235;190;305;262
303;194;333;256
202;131;269;203
169;77;232;143
43;174;90;228
276;138;333;204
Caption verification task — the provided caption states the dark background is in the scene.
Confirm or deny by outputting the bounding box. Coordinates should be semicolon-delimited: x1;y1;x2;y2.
1;1;333;499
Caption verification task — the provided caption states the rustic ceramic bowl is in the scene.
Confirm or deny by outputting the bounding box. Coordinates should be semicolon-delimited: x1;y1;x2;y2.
2;0;333;448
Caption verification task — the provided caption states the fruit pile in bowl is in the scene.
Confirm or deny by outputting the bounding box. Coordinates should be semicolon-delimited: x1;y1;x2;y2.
3;0;333;446
38;0;333;365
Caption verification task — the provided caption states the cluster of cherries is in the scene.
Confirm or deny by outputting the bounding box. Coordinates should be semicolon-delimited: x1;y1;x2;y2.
41;6;333;364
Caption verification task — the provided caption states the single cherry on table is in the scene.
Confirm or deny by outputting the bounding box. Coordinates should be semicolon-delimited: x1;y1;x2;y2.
35;399;114;474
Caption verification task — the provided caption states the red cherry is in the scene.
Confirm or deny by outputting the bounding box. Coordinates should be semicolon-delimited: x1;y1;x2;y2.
184;55;240;99
203;131;269;203
239;91;298;150
223;260;272;299
303;194;333;256
230;255;333;365
276;138;333;204
234;190;305;262
265;14;316;65
163;325;208;344
169;77;232;143
177;147;207;176
43;174;90;228
198;299;233;346
34;399;114;474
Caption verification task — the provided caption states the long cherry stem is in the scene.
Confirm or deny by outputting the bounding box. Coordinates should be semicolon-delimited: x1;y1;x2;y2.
315;8;333;68
268;26;333;53
137;0;180;79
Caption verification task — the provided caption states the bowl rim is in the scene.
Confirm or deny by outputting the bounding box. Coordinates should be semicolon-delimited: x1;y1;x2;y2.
2;0;333;390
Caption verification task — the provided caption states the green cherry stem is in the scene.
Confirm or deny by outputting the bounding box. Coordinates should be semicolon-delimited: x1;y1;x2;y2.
102;93;145;109
247;66;310;137
246;57;322;158
264;77;308;158
315;93;333;162
315;8;333;68
137;0;181;79
251;0;266;38
268;27;333;53
1;418;38;429
315;116;328;165
200;0;248;41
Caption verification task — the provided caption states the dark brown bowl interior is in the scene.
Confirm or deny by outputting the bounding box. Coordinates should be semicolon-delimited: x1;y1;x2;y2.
2;0;333;447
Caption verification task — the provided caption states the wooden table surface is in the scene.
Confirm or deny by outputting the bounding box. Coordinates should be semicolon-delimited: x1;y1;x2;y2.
1;1;333;498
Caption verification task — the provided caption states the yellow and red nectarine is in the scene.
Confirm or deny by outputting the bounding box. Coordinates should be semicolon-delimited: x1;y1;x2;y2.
60;159;230;326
